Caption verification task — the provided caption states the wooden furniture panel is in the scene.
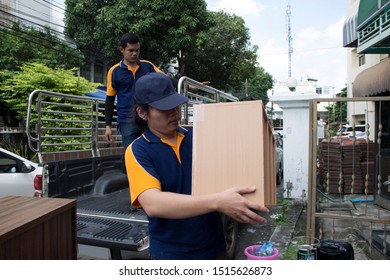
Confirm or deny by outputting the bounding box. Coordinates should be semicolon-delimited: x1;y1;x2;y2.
0;196;77;259
191;101;277;206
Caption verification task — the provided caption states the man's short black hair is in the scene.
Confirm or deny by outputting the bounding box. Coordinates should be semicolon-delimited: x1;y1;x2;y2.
120;32;140;48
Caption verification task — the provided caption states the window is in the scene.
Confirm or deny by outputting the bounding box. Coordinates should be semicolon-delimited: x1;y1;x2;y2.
0;155;18;173
323;88;330;95
359;55;366;66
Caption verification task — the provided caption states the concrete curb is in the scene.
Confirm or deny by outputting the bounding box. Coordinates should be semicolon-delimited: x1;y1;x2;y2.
269;200;304;259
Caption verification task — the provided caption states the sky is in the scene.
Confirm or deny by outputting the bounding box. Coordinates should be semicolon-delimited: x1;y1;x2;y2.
205;0;348;93
52;0;348;92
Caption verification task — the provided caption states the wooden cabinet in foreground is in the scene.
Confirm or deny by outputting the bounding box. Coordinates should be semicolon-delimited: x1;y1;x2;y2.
0;196;77;260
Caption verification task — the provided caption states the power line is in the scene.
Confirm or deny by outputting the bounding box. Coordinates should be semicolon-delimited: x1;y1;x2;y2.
40;0;66;11
0;9;67;40
0;5;66;30
260;45;344;57
0;5;109;62
0;22;83;61
20;0;52;20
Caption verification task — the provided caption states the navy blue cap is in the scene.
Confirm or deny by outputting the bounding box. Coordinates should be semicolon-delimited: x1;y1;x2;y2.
134;72;189;110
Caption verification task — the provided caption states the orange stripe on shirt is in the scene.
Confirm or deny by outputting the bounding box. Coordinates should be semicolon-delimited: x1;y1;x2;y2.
106;63;120;97
125;142;161;208
139;60;163;73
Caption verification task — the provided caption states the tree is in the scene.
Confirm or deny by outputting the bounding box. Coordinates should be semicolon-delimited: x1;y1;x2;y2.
184;11;260;91
64;0;209;67
0;21;88;150
234;67;273;103
325;87;347;124
324;87;347;136
0;63;100;125
63;1;273;95
0;22;84;71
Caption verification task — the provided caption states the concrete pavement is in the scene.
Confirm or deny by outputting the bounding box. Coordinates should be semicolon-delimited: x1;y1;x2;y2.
265;195;390;260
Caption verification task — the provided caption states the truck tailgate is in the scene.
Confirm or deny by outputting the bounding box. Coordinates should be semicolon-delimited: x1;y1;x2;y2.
76;189;149;253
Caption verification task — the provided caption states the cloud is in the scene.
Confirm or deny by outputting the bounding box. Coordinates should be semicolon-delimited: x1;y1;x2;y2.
207;0;347;92
295;27;322;51
325;17;347;42
258;39;289;82
291;17;347;91
209;0;266;17
259;14;347;92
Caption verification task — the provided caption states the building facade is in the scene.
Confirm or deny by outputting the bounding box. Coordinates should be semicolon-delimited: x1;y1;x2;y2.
343;0;390;207
0;0;106;84
0;0;64;37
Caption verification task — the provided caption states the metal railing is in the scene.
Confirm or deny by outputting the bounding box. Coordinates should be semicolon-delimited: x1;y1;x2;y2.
26;90;117;163
358;8;390;50
177;76;239;124
26;77;239;163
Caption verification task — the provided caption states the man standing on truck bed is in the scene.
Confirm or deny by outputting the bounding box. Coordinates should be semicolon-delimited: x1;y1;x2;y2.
125;72;269;260
105;32;162;150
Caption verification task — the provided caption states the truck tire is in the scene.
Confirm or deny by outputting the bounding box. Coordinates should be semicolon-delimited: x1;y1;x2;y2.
221;214;238;259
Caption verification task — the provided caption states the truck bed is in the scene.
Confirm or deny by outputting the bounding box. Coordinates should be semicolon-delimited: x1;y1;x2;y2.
75;188;149;258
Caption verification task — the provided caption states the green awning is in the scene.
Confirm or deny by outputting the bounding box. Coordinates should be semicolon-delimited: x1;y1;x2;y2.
357;0;390;28
356;0;390;53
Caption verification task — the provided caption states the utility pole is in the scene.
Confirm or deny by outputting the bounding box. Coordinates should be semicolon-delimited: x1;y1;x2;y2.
286;1;293;78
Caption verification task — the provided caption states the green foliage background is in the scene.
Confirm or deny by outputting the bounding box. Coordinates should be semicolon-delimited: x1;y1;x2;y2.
324;87;348;136
0;1;275;155
0;23;84;72
64;0;273;98
0;63;100;123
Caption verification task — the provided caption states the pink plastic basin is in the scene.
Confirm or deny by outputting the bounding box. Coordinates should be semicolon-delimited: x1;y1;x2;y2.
244;245;279;260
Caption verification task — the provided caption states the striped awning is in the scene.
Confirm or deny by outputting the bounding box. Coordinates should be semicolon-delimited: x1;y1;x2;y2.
353;58;390;97
343;13;358;47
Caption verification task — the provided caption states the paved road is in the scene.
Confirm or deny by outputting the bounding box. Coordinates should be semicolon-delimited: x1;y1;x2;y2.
233;180;285;260
233;207;280;260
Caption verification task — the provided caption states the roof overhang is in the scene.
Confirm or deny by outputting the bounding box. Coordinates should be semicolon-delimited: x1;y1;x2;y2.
343;13;358;47
353;58;390;97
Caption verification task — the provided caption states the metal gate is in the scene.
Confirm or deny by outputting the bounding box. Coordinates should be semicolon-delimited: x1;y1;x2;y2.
308;96;390;259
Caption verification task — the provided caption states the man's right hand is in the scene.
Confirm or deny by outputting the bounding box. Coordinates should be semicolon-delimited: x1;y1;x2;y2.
105;126;114;144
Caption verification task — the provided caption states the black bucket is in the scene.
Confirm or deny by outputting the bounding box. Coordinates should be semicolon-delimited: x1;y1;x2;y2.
316;240;354;260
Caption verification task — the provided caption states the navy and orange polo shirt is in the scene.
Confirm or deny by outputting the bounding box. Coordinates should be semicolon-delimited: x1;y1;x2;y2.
106;59;161;124
125;126;226;260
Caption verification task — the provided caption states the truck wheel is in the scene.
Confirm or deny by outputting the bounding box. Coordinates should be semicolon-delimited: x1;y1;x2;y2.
221;214;238;259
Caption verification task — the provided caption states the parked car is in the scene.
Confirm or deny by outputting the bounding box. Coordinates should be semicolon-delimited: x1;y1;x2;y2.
348;131;367;140
273;127;283;137
273;132;284;185
336;124;365;138
0;148;42;197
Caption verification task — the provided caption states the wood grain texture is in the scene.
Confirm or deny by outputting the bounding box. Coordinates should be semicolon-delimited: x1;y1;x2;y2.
191;101;277;206
0;196;77;259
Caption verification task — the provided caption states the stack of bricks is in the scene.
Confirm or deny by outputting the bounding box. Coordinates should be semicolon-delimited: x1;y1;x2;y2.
318;138;376;194
319;139;344;194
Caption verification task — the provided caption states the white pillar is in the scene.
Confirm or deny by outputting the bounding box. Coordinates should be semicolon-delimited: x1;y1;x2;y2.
270;94;318;200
